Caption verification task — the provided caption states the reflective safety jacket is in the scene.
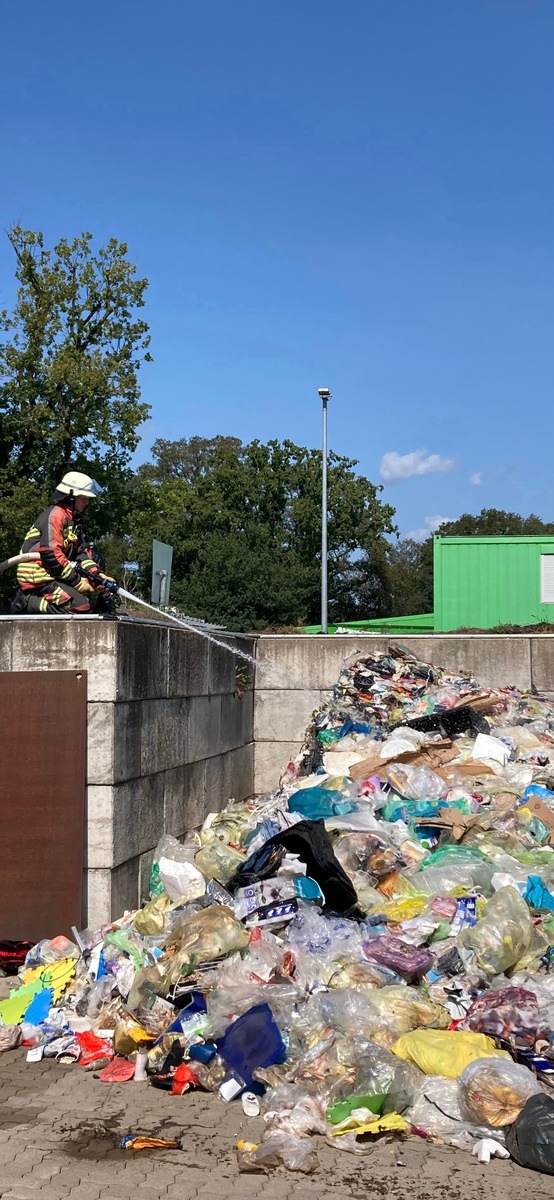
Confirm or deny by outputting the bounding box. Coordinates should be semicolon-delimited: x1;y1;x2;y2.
16;499;100;592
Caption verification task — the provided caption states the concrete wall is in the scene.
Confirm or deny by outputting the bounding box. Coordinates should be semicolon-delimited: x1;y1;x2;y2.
3;619;554;928
253;633;554;793
0;617;255;926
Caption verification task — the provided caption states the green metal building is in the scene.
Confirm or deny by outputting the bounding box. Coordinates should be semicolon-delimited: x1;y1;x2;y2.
433;535;554;630
303;535;554;634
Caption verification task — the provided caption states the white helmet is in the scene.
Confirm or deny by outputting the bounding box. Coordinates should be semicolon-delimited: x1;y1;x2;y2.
56;471;103;499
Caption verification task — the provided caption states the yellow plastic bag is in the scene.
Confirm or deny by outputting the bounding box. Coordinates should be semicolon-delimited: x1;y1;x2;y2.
134;892;171;936
332;1111;408;1138
391;1029;509;1078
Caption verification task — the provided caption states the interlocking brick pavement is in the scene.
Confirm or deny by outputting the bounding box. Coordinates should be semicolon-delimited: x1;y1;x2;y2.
0;1049;552;1199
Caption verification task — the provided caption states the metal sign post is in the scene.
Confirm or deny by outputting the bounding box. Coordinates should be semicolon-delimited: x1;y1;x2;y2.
151;540;173;607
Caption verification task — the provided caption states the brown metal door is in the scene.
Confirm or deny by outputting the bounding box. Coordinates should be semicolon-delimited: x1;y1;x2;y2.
0;670;86;941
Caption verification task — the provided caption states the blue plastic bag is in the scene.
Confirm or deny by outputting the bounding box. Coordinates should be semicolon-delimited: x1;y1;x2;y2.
216;1003;286;1087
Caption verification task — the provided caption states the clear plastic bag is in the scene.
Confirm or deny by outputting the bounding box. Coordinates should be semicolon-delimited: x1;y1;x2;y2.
264;1094;327;1137
461;885;546;977
459;1056;541;1127
237;1131;319;1173
334;832;403;886
162;904;251;988
386;763;448;801
406;1075;504;1148
362;986;449;1043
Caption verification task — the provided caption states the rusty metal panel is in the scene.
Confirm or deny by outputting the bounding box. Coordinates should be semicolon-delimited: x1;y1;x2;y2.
0;671;86;940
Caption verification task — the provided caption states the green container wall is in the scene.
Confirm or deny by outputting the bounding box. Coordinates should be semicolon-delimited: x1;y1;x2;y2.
434;536;554;630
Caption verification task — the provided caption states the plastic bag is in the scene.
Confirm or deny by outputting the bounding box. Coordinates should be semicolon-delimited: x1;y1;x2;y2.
264;1095;327;1138
392;1029;507;1078
405;1075;504;1149
461;985;539;1046
194;841;245;885
334;832;402;886
150;834;194;898
461;886;546;977
159;857;206;904
340;1041;422;1114
133;892;171;936
459;1056;541;1127
363;934;433;981
289;785;355;821
162;905;250;988
363;986;449;1043
237;1132;318;1173
386;763;447;801
506;1094;554;1174
0;1025;21;1052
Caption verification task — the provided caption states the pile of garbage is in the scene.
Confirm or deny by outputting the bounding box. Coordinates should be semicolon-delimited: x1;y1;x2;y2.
5;644;554;1174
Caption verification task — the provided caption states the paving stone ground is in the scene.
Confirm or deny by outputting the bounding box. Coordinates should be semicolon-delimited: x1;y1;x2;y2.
0;1049;553;1200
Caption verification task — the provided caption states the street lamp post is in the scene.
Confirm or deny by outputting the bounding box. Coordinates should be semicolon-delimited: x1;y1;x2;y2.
318;388;332;634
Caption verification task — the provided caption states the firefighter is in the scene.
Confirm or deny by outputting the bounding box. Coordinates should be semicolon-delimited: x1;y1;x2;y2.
11;471;115;615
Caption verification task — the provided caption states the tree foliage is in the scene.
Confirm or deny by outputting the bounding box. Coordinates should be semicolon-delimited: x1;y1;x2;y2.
438;509;554;537
128;436;397;629
0;227;151;591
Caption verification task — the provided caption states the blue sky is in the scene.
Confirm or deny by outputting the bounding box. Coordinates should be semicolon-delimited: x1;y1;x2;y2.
0;0;552;537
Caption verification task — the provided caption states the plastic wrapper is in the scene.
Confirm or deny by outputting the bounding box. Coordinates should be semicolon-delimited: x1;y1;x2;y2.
459;1056;541;1127
461;985;539;1045
392;1029;507;1078
461;885;547;977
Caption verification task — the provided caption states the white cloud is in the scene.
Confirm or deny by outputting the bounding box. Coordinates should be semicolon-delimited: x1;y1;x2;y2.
380;449;455;483
406;514;452;543
469;472;483;486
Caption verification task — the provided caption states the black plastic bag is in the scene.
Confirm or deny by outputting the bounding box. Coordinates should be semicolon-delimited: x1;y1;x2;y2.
228;819;362;917
506;1094;554;1174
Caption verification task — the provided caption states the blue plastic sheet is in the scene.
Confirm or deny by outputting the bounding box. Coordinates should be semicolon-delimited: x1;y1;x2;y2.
289;786;355;821
216;1002;286;1087
524;875;554;912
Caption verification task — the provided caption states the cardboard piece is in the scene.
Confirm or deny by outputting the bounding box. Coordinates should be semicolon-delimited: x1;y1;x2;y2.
417;808;484;842
349;742;456;783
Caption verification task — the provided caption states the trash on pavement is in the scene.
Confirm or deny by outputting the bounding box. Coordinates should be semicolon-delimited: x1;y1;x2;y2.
9;644;554;1174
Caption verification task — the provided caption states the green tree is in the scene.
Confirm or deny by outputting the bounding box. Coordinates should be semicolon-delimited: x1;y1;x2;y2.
129;436;396;629
384;537;434;615
439;509;554;537
0;226;151;599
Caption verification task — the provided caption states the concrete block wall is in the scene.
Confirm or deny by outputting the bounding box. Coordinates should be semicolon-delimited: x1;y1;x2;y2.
3;619;554;929
0;617;255;926
253;633;554;793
